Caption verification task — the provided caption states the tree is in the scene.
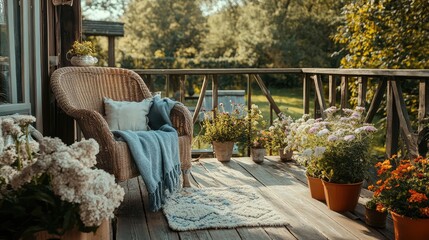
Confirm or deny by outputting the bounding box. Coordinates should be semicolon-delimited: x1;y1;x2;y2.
82;0;130;20
334;0;429;118
334;0;429;68
120;0;207;63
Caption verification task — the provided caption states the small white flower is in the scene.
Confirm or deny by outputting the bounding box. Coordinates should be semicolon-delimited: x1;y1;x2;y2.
303;148;313;157
317;128;329;136
327;135;338;141
344;135;356;141
314;146;326;157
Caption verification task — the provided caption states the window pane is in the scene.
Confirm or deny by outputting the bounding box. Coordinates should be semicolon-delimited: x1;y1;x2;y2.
0;0;22;105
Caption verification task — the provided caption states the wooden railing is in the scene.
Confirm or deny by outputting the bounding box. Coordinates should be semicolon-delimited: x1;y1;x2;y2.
133;68;429;157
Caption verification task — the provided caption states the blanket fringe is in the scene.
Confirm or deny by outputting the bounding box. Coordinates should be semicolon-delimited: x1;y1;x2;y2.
149;165;181;211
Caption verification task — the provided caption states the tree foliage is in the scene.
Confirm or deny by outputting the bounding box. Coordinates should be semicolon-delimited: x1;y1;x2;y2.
334;0;429;68
120;0;207;64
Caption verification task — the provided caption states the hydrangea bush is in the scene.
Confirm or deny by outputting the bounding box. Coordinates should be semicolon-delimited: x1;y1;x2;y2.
0;116;124;239
285;106;377;183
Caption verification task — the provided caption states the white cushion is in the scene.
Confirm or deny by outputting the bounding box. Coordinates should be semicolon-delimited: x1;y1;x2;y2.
104;97;153;131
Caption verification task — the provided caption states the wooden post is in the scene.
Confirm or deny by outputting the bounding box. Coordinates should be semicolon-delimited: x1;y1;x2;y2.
192;75;209;124
357;76;367;107
365;79;387;123
212;75;218;112
312;74;327;118
303;74;310;115
253;74;282;116
328;75;336;107
108;36;115;67
418;79;429;132
386;80;399;157
391;81;418;157
340;76;348;109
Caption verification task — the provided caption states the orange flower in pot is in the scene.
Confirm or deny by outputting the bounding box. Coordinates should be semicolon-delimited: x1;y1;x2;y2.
370;155;429;240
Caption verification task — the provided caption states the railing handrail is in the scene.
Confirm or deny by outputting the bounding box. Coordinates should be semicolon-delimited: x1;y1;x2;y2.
133;68;429;77
132;67;429;157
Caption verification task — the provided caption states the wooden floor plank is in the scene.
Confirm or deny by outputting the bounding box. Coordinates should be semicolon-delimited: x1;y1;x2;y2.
265;157;395;239
137;177;180;240
236;227;272;240
207;229;242;239
115;178;151;240
239;157;391;240
263;227;297;240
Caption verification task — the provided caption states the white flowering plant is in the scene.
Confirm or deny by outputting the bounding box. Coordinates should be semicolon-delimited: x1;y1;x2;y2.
285;106;377;184
268;113;293;151
0;116;125;239
246;104;269;148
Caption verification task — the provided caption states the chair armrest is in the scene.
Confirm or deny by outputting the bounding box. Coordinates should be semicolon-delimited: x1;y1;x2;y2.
170;104;193;138
71;109;116;148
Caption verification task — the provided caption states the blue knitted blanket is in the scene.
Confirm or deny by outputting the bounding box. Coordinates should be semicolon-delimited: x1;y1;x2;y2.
112;96;182;211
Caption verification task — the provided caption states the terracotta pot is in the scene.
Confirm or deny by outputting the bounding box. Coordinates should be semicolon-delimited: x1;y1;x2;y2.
306;175;325;201
279;149;293;161
213;141;234;162
365;207;387;228
391;211;429;240
322;180;362;212
251;148;266;163
34;218;109;240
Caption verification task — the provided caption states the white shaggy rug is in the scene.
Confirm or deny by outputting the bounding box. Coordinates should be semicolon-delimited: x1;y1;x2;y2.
162;186;288;231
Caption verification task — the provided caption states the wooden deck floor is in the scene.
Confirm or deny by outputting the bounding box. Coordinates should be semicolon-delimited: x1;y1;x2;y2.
114;157;394;240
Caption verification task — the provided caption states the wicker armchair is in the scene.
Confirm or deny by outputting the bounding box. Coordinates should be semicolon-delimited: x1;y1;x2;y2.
50;67;192;187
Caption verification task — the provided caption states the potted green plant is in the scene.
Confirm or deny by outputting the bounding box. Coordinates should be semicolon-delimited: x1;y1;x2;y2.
0;116;124;239
66;40;98;66
369;155;429;239
287;106;377;210
268;114;293;161
200;103;247;162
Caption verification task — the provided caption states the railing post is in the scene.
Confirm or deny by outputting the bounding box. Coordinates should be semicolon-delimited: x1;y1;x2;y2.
247;74;252;157
418;79;429;132
340;76;348;109
357;76;367;107
386;79;399;157
179;75;185;103
192;75;209;124
165;75;170;98
312;74;327;118
212;75;218;116
328;75;336;107
303;73;310;115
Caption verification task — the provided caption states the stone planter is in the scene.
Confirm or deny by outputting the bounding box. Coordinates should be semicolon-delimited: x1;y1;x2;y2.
251;148;266;163
213;141;234;162
70;55;98;66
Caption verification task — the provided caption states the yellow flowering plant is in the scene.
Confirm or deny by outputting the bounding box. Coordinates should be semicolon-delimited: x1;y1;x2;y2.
67;40;95;57
369;155;429;218
200;103;247;143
